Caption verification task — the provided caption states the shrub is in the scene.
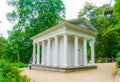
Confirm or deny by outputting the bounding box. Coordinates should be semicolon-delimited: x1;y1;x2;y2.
116;53;120;67
0;60;30;82
11;62;28;68
116;53;120;58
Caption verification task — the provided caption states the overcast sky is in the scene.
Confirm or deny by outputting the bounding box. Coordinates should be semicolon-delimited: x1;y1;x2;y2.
0;0;114;38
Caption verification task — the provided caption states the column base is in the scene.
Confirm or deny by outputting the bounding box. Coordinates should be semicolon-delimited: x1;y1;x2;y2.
74;64;80;67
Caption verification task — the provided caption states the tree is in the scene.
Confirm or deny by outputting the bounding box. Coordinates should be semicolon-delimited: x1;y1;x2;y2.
5;0;65;63
7;0;65;32
113;0;120;52
113;0;120;24
0;36;6;59
78;1;119;60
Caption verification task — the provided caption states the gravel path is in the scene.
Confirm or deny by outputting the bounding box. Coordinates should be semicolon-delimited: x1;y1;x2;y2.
23;63;116;82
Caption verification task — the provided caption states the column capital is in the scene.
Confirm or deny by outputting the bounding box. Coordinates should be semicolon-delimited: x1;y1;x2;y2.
37;42;40;44
74;34;79;37
63;33;67;36
33;43;36;45
91;39;95;43
63;33;68;35
47;38;51;41
83;37;88;40
90;38;95;41
55;35;58;38
42;40;45;43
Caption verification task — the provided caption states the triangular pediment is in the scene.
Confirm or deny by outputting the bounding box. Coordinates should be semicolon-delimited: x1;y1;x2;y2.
31;18;97;40
66;18;97;32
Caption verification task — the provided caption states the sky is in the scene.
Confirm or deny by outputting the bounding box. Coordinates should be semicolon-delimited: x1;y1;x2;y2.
0;0;114;38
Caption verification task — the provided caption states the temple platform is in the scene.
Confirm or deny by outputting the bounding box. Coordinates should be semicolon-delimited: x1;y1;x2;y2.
31;65;97;73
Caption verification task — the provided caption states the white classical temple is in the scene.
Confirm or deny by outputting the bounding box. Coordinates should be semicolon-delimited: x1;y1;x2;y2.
31;18;97;70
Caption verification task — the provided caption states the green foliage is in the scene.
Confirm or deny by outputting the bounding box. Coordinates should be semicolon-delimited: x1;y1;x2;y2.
116;53;120;67
114;0;120;27
116;53;120;57
78;2;96;18
11;62;28;68
0;60;30;82
96;58;112;63
2;39;18;62
78;1;120;60
5;0;65;63
102;27;119;57
87;41;91;62
0;37;6;59
113;0;120;19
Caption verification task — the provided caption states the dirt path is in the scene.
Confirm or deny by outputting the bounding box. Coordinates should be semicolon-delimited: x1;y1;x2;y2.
23;63;116;82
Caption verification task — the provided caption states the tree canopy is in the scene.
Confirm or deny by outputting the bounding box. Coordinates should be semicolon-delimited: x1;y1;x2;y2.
0;37;6;59
3;0;65;63
78;1;120;60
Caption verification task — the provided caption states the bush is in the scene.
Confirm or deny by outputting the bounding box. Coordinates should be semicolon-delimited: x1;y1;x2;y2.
11;62;28;68
96;58;112;63
116;53;120;57
0;60;30;82
116;53;120;67
107;58;112;62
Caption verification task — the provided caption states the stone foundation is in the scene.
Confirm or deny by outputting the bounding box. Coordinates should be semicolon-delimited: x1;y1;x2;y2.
31;65;97;73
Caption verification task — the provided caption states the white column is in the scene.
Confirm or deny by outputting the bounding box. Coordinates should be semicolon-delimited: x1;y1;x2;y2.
41;41;45;65
63;34;68;67
83;38;87;66
91;40;95;65
47;39;51;66
74;35;79;67
54;36;59;67
33;44;36;64
37;43;40;65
